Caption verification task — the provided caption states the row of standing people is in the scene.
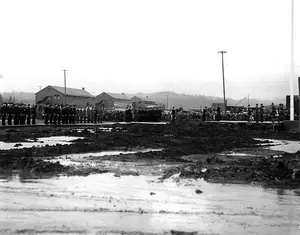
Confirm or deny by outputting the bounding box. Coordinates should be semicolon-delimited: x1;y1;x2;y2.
42;104;105;125
172;103;285;123
125;108;163;123
0;103;37;126
42;105;163;124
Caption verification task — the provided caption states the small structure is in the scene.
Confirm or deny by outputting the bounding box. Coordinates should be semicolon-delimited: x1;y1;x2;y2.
131;96;158;109
211;102;226;112
35;85;94;106
95;92;131;110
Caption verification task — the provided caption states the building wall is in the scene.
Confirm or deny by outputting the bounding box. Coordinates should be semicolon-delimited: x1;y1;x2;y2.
35;86;94;106
211;103;226;112
35;86;61;104
96;93;131;110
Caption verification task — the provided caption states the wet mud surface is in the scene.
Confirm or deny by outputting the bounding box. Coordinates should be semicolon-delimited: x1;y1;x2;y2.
1;121;300;234
0;121;300;187
1;172;300;235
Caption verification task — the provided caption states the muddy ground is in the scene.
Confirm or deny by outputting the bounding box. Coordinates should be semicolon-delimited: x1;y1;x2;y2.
0;120;300;188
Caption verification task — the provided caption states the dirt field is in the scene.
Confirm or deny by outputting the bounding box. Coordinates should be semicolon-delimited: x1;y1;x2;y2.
0;121;300;187
1;121;300;234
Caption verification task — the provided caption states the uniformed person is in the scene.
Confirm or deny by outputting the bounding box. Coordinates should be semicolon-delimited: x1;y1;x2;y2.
247;104;251;122
7;104;12;125
202;107;207;122
18;104;23;125
271;103;276;123
216;105;221;121
72;105;76;124
92;106;96;124
172;107;176;124
44;104;49;125
22;104;26;125
26;104;31;125
86;106;91;123
57;105;62;125
1;103;7;125
52;105;57;125
31;104;37;125
278;103;284;122
65;105;70;124
255;104;259;123
61;105;66;124
260;104;264;122
13;104;19;125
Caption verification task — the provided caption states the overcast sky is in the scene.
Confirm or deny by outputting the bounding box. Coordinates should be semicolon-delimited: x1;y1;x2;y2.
0;0;299;100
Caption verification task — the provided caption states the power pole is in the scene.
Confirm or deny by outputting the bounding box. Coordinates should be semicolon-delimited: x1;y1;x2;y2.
290;0;295;121
62;69;68;103
218;51;227;112
166;92;169;110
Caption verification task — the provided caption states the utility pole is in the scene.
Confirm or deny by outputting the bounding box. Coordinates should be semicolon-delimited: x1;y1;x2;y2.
218;50;227;111
38;86;42;91
166;92;169;110
290;0;295;121
62;69;68;103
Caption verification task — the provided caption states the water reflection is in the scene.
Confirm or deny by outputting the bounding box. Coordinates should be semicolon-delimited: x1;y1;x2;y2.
277;188;285;196
255;138;300;153
0;136;84;150
0;169;59;183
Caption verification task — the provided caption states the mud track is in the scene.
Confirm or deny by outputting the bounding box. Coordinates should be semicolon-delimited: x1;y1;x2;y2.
1;120;300;187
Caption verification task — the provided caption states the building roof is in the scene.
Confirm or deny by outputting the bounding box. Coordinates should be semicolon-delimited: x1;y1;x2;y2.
103;92;130;100
131;96;155;103
39;85;94;98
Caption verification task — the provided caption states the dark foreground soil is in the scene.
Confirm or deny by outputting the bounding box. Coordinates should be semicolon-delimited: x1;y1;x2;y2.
0;120;300;188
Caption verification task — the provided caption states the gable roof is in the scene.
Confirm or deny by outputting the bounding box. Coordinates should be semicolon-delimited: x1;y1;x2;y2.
41;85;94;98
131;96;155;103
104;92;130;100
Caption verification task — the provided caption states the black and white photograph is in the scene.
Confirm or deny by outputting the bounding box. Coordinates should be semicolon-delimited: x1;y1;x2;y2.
0;0;300;234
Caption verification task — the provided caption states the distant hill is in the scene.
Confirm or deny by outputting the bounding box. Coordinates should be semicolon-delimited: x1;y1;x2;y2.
0;90;285;109
131;91;285;110
1;92;35;104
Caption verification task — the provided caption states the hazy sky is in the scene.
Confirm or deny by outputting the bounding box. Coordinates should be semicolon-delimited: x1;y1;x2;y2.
0;0;299;100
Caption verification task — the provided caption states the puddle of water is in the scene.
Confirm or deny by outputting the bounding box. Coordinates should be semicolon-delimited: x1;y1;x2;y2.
76;127;113;133
0;172;299;234
0;136;84;150
46;149;163;166
255;138;300;153
219;152;258;157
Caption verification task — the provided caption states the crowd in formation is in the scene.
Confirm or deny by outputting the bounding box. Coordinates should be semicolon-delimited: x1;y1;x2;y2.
0;103;164;125
175;103;286;123
0;103;37;125
0;101;291;126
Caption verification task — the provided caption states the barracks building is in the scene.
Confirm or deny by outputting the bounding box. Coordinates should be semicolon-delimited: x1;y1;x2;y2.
35;85;95;106
95;92;132;110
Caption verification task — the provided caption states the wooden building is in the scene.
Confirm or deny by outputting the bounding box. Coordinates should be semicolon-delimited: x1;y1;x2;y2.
95;92;131;110
35;85;95;106
131;96;159;109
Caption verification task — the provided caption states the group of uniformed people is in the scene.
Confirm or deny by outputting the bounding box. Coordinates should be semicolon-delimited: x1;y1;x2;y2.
41;104;163;125
42;104;105;125
0;103;37;126
135;108;162;122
